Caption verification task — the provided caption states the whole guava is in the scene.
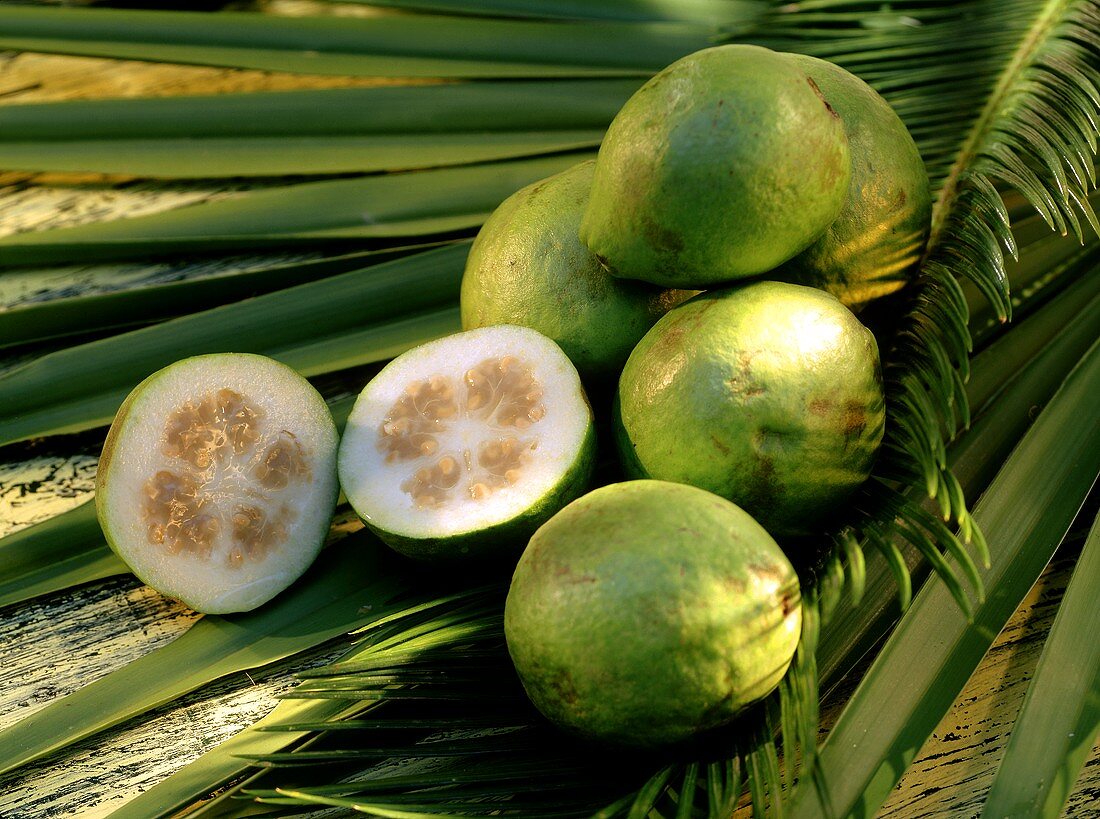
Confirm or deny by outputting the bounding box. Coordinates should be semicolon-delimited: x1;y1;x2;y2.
505;480;802;749
461;161;692;380
579;44;851;288
773;55;931;310
615;282;884;537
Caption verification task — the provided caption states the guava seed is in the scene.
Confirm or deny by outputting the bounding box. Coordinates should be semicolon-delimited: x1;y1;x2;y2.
378;356;545;509
139;388;310;568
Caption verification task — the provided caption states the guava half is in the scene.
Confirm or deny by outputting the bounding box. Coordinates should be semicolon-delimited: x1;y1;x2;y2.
338;325;595;561
505;480;802;749
95;353;339;614
461;161;693;381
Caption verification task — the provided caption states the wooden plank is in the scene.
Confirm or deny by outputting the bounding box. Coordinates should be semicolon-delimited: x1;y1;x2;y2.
879;555;1100;817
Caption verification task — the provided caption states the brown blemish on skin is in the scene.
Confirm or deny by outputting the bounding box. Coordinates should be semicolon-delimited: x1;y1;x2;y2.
806;76;839;119
749;562;785;586
809;398;831;416
549;670;580;706
653;324;686;355
843;400;868;438
744;454;779;516
641;214;685;256
554;564;598;584
723;576;747;594
711;435;730;456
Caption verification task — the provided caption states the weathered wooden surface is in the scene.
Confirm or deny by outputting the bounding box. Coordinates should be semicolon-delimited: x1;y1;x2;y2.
876;553;1099;817
0;50;1096;819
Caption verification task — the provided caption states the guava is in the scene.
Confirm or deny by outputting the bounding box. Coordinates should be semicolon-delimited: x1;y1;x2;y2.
579;44;851;288
505;480;802;748
338;325;595;561
461;161;693;381
615;282;884;537
95;353;339;614
773;55;931;310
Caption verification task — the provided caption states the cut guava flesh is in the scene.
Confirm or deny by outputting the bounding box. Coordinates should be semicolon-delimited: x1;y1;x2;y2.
95;354;339;614
338;325;594;560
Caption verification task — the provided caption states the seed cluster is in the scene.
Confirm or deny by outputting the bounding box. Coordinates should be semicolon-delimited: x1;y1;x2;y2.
378;356;546;508
140;388;310;567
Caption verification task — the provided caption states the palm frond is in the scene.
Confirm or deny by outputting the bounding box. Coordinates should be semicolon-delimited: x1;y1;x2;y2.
0;499;122;610
0;244;467;446
0;244;443;350
1;1;1098;816
330;0;758;25
754;0;1100;626
0;6;728;77
0;80;639;177
0;531;414;779
819;254;1100;695
787;335;1100;819
980;508;1100;818
0;154;582;267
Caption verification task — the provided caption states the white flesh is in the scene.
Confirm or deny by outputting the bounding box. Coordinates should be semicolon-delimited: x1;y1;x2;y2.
338;326;590;541
98;354;338;613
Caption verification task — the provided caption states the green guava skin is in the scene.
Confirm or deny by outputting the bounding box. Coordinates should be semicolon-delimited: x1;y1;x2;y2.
615;282;885;537
505;480;802;749
461;161;693;381
774;55;931;311
579;44;851;288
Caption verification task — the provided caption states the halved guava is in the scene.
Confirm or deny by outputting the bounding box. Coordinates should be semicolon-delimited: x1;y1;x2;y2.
337;325;595;561
95;354;339;614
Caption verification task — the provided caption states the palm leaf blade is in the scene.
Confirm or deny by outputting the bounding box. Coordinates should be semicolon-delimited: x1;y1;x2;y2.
0;244;468;446
979;510;1100;819
0;500;124;610
0;155;581;267
0;80;638;138
105;696;369;819
331;0;757;25
0;79;640;177
788;337;1100;819
0;132;604;179
0;244;443;350
0;7;722;77
0;533;409;779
